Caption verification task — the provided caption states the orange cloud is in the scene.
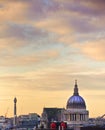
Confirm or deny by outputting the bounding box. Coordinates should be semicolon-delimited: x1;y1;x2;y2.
35;17;75;45
35;17;73;35
0;1;28;23
0;49;60;66
76;39;105;61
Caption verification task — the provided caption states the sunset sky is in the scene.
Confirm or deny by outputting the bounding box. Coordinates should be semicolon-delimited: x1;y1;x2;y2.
0;0;105;118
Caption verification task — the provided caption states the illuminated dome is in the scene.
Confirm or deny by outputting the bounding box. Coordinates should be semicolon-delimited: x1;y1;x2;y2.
66;80;86;109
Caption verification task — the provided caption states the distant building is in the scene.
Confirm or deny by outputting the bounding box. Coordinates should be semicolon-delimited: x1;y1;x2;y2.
41;107;64;128
17;113;40;129
63;80;89;128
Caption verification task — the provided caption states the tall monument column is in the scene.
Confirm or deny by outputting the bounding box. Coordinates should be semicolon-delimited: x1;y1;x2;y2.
14;97;17;126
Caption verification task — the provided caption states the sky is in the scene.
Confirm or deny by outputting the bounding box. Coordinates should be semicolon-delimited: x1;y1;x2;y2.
0;0;105;118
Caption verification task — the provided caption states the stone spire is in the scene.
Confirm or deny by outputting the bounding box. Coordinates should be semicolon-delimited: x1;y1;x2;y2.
73;80;79;96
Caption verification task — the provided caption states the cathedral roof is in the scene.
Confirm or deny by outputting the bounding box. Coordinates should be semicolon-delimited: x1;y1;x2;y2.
66;80;86;109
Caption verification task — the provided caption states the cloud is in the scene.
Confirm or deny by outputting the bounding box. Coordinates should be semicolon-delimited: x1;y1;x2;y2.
0;0;59;23
0;63;105;93
82;0;105;14
0;49;60;67
0;22;49;41
0;0;105;48
0;0;105;87
0;0;105;118
35;16;75;45
76;39;105;61
54;0;105;16
35;17;72;35
0;1;29;23
0;0;104;63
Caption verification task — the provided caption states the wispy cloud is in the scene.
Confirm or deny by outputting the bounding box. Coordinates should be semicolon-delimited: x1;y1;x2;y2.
76;38;105;61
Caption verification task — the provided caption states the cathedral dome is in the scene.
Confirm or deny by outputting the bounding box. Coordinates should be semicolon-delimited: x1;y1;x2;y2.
66;80;86;109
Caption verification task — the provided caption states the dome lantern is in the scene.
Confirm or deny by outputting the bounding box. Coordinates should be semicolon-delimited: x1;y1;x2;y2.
73;80;79;96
